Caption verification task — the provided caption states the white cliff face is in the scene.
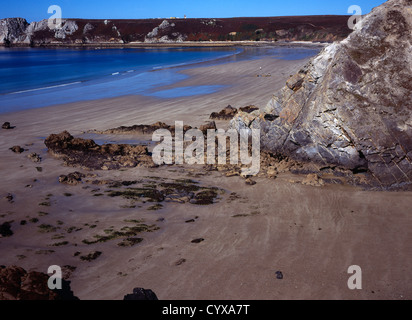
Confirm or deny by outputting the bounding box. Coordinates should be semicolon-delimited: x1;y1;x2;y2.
144;19;184;43
54;20;79;39
0;18;80;44
25;19;49;34
0;18;29;44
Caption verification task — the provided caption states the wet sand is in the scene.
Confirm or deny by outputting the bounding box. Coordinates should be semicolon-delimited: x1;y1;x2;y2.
0;53;411;300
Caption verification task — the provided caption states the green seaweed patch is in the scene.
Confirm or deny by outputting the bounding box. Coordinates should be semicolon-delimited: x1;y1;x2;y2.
50;241;69;247
66;226;82;233
117;237;143;247
106;188;165;202
108;180;139;188
232;214;250;218
174;179;199;184
80;251;102;262
38;211;48;216
147;204;163;211
35;249;55;255
82;222;159;245
120;204;136;209
232;211;260;218
38;224;57;233
190;189;219;205
123;219;143;224
51;234;65;240
159;182;201;194
63;193;73;197
39;201;51;207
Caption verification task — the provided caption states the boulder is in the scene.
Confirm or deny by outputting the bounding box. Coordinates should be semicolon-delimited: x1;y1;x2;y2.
123;287;158;300
10;146;25;153
230;0;412;190
199;121;217;133
27;152;41;162
0;222;13;237
0;265;78;300
239;105;259;113
2;122;12;129
210;105;238;120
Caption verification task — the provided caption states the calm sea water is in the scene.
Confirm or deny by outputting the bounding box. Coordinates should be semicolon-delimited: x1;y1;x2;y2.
0;46;319;113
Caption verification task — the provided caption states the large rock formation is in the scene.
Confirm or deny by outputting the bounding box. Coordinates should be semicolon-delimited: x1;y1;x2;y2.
231;0;412;189
44;131;155;170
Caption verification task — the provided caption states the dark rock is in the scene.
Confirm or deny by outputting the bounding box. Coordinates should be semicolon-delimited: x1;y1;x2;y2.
199;121;217;134
239;105;259;113
0;265;78;300
79;251;102;262
4;193;14;203
190;189;218;205
10;146;25;153
210;105;238;120
2;122;13;129
27;153;41;163
245;178;257;185
123;287;158;300
175;258;186;266
0;222;13;237
45;131;155;170
191;238;204;244
58;172;86;185
275;271;283;280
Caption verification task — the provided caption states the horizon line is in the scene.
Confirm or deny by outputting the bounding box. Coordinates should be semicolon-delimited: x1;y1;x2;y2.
2;14;354;23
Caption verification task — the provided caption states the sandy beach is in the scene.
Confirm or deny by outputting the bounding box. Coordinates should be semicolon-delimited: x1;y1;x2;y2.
1;52;412;300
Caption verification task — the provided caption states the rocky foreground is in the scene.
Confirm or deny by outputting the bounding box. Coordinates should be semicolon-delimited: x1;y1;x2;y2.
231;0;412;190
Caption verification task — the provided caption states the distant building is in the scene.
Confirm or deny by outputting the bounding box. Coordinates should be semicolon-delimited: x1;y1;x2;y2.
184;15;187;19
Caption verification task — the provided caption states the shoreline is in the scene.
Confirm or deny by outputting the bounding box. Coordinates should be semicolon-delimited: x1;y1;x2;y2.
0;45;321;115
1;40;329;49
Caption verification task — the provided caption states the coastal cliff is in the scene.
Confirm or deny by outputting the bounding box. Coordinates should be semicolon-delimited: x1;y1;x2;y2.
0;15;352;46
231;0;412;189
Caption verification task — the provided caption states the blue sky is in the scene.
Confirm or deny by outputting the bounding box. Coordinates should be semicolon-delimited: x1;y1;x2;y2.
1;0;386;22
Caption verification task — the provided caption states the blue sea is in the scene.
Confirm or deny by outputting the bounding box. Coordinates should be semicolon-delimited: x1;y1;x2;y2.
0;46;319;113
